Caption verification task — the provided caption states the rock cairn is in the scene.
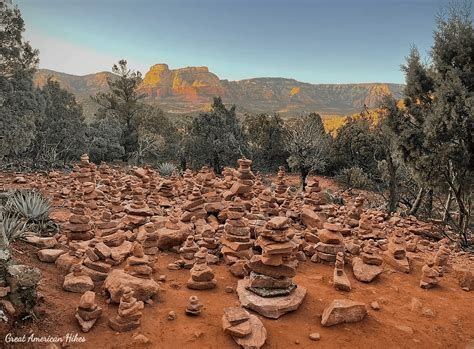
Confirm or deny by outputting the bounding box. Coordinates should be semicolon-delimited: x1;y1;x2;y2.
181;186;207;222
185;295;203;316
124;242;153;279
383;229;409;273
187;247;217;290
225;158;254;200
237;216;306;319
108;287;144;332
221;198;253;265
420;260;440;289
352;239;383;283
333;252;351;291
63;264;94;293
312;221;344;264
274;166;287;197
75;291;102;333
65;201;93;241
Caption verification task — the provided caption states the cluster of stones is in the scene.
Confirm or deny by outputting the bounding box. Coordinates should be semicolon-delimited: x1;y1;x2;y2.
352;239;383;283
185;295;203;316
333;252;351;291
65;201;94;241
383;229;410;273
222;307;267;349
420;260;441;289
237;217;306;319
70;154;96;183
274;166;287;199
124;242;153;279
75;291;102;332
108;287;144;332
181;187;207;222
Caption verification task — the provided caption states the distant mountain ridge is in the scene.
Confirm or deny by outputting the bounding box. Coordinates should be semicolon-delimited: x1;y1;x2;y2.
34;64;404;118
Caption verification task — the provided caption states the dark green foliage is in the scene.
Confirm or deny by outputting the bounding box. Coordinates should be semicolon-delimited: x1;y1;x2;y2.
243;113;288;172
31;78;87;164
92;60;144;160
336;166;373;189
386;3;473;244
183;97;247;173
87;116;125;163
0;1;40;159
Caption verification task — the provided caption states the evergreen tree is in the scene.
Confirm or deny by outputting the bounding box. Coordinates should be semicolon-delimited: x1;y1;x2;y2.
183;97;247;173
92;60;144;161
243;113;288;172
32;78;86;164
87;116;125;163
0;1;40;159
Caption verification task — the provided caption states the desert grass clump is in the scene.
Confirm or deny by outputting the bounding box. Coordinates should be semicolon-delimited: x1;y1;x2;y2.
336;166;373;190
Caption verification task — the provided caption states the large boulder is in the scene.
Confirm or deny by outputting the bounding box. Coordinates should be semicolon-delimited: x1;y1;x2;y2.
321;299;367;326
300;208;325;229
104;269;160;303
156;226;190;250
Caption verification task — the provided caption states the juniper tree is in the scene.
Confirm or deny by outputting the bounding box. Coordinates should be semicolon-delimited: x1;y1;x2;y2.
92;60;144;161
183;97;247;174
0;1;40;159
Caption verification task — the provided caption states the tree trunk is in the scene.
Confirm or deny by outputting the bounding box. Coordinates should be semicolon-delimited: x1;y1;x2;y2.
409;187;425;216
387;154;398;213
300;167;309;191
442;190;453;222
426;188;433;218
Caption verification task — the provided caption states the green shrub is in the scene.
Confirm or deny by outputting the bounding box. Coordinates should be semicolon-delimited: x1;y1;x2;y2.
336;166;373;189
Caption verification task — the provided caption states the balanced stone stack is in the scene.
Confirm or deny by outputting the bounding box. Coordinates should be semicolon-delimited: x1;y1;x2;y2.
333;252;351;291
257;190;279;217
383;229;410;273
142;223;159;255
82;182;98;210
274;166;287;198
420;260;440;289
170;235;199;269
107;186;124;215
65;201;94;241
346;195;365;227
71;154;96;183
124;242;153;279
352;239;383;283
185;295;203;316
237;216;306;319
158;179;174;200
63;264;94;293
75;291;102;332
253;173;265;196
187;247;217;290
312;221;344;264
123;187;153;227
226;158;255;200
434;241;450;276
95;210;119;238
181;187;207;222
221;198;253;265
108;287;144;332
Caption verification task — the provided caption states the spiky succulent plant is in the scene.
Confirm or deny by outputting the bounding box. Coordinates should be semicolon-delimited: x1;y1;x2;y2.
158;162;177;177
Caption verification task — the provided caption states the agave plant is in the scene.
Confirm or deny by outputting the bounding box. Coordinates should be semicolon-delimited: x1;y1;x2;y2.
158;162;177;177
6;189;51;222
0;211;26;249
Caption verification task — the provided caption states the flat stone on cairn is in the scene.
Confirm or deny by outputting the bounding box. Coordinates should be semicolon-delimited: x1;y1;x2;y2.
187;247;217;290
123;187;153;226
142;222;159;255
185;295;203;316
333;252;351;291
222;307;267;349
237;216;306;319
108;287;144;332
75;291;102;332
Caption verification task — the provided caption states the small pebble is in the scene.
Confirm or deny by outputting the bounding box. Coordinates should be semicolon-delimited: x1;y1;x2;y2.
159;275;167;282
295;340;300;345
168;311;177;321
371;301;380;310
225;286;234;293
309;333;321;341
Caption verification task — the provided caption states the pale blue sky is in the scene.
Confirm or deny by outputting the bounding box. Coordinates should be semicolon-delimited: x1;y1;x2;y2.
16;0;455;83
